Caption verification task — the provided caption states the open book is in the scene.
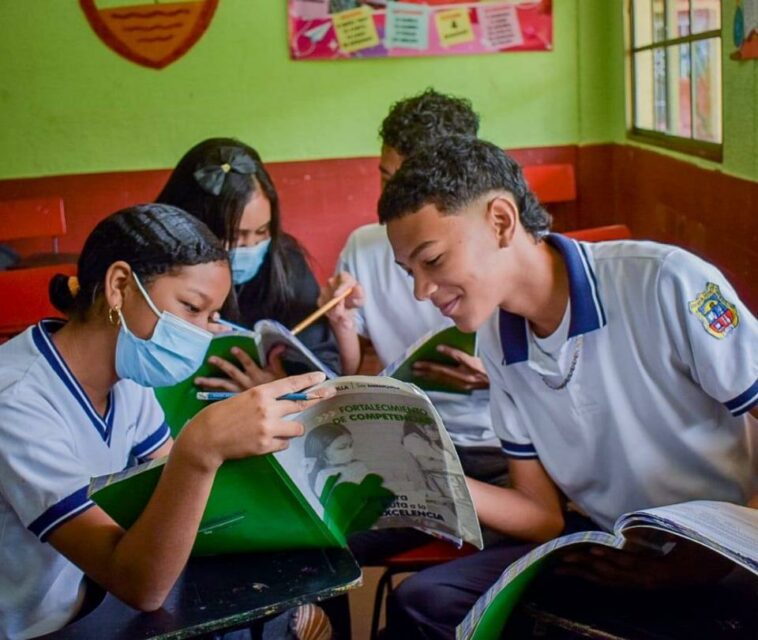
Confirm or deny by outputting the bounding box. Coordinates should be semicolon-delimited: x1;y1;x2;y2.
214;320;337;378
457;501;758;640
91;376;483;556
380;326;477;394
155;321;337;434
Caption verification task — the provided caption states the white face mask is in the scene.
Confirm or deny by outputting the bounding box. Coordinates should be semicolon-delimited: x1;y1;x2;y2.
114;272;212;387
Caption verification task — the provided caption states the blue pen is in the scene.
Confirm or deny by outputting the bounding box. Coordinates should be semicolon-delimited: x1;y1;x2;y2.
278;392;310;401
196;391;310;401
196;391;237;401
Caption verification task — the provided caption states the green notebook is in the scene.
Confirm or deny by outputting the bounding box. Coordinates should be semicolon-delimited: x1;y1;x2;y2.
155;322;337;436
380;326;477;394
155;333;261;436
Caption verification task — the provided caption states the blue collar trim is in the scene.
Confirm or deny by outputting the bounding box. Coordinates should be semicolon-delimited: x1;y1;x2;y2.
32;319;115;444
499;234;606;365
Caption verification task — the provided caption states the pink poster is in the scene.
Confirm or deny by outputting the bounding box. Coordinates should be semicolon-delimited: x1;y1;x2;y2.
288;1;552;61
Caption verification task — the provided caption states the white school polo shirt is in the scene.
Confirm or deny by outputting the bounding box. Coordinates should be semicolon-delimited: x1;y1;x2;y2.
336;223;497;447
479;235;757;531
0;320;170;639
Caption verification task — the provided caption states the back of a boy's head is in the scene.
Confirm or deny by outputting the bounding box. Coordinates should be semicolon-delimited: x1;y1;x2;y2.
380;89;479;157
378;136;551;239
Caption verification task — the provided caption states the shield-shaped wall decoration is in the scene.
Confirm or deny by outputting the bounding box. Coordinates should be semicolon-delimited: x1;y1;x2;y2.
80;0;219;70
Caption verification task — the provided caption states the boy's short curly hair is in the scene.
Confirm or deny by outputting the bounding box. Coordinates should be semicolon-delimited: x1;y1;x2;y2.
378;136;551;239
379;89;480;157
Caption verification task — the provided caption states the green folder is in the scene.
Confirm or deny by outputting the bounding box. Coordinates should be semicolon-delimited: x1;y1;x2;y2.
90;454;348;556
90;454;399;556
155;333;261;436
381;326;477;395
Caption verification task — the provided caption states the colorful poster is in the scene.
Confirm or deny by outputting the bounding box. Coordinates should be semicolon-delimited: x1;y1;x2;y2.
479;3;523;50
333;5;382;52
385;3;430;50
435;8;475;48
288;0;552;61
293;0;331;20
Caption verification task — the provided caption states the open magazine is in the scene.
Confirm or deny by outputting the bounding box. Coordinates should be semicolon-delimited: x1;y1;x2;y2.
380;326;477;394
457;501;758;640
91;376;483;556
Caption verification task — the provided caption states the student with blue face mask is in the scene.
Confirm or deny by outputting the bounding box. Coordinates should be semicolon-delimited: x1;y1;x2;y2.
157;138;342;388
0;204;334;639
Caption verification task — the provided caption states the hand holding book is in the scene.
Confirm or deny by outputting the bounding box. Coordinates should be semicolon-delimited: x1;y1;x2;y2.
195;343;287;392
318;272;365;332
413;344;490;393
381;326;482;395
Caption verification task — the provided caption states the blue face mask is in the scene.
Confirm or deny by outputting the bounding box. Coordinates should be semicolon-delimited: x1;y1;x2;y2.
115;272;213;388
229;238;271;285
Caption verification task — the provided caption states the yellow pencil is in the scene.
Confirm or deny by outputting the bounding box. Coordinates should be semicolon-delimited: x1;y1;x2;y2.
292;287;354;336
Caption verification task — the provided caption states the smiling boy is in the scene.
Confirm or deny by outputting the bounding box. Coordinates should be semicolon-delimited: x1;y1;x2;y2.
377;137;757;639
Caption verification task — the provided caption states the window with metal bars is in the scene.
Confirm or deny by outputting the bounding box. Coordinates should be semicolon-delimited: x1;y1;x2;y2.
629;0;722;161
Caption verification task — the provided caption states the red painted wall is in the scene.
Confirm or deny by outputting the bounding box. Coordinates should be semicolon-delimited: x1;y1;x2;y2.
0;144;753;309
0;146;578;283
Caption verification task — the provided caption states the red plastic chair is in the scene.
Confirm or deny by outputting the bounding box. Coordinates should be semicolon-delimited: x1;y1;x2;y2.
0;197;77;341
0;196;68;252
566;224;631;242
369;539;477;640
523;164;577;205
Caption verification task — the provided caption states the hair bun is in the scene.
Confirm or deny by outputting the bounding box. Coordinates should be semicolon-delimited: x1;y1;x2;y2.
49;273;77;314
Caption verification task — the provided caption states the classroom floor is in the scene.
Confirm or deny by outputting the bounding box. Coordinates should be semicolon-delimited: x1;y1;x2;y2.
348;567;411;640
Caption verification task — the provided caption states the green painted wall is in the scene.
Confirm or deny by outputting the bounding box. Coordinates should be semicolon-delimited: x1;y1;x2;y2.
721;0;758;181
0;0;620;180
621;0;758;182
578;0;626;144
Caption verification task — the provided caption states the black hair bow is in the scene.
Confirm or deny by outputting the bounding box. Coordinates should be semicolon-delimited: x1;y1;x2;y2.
193;147;257;196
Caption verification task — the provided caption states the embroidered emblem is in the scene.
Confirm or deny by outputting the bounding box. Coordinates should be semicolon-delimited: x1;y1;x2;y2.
689;283;739;339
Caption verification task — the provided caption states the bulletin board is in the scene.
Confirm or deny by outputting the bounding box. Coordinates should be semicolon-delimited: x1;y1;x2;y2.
288;1;553;61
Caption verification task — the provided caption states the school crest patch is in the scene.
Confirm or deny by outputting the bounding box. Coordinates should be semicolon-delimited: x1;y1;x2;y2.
689;283;739;339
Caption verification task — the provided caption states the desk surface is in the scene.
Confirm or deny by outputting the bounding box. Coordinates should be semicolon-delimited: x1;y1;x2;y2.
40;547;361;640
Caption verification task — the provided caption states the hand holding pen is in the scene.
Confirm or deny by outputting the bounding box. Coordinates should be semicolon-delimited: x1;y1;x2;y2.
182;372;336;461
316;273;363;332
197;391;312;402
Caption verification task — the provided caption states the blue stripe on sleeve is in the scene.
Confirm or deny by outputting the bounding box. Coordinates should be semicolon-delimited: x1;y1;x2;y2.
500;439;539;459
131;422;170;461
28;486;94;541
724;379;758;416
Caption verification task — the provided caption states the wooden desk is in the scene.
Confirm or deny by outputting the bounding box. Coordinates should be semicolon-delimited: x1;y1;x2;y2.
40;548;361;639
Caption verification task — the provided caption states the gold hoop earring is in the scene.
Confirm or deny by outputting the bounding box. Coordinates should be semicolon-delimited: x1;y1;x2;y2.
108;306;121;327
